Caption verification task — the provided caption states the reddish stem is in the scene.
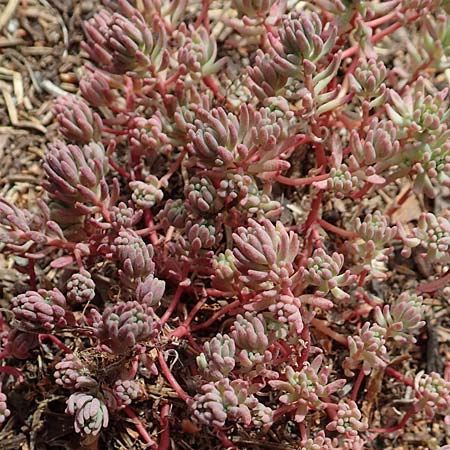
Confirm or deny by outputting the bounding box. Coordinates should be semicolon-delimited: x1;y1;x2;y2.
169;297;208;339
157;350;190;402
194;0;210;30
417;268;450;293
157;404;171;450
0;366;24;383
297;325;311;367
365;11;399;28
317;218;357;239
202;75;224;102
123;406;157;448
216;430;238;450
311;318;348;346
39;334;72;353
186;332;203;354
159;148;187;188
341;13;420;59
358;269;369;287
351;368;366;401
273;403;298;421
303;192;323;232
102;127;129;136
274;173;330;186
108;157;132;179
351;181;372;199
371;406;416;433
143;210;159;246
28;259;37;290
386;187;412;217
159;283;186;329
385;366;414;387
135;224;162;237
191;299;241;332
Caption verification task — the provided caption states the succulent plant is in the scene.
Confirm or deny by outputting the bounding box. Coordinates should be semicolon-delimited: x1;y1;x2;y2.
230;312;273;370
130;177;165;209
0;391;10;424
43;140;109;212
4;329;39;359
326;400;368;436
3;0;450;446
232;218;300;294
54;354;97;389
82;9;168;75
113;230;155;284
66;393;109;436
374;292;425;344
11;289;72;331
400;210;450;263
415;371;450;424
67;270;96;304
343;322;389;376
188;378;255;428
269;12;337;77
93;300;154;354
135;274;165;307
270;355;346;422
53;94;103;144
113;379;141;407
302;248;356;300
197;334;236;380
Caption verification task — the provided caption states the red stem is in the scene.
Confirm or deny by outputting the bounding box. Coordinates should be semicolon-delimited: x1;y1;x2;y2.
0;366;24;382
317;218;357;239
297;325;311;367
216;430;238;450
365;11;399;28
169;297;208;339
191;299;241;332
273;403;298;421
39;334;72;353
27;259;37;290
157;350;190;402
358;269;369;287
202;75;224;102
274;173;330;186
194;0;210;30
302;192;323;232
108;157;132;179
123;405;157;448
417;268;450;293
351;181;372;199
311;318;348;346
159;148;187;188
143;210;159;246
371;406;416;433
385;366;414;387
159;264;189;329
341;13;420;59
159;283;186;329
351;368;366;401
157;404;171;450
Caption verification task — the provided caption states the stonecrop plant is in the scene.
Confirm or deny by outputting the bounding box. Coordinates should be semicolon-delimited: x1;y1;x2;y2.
2;0;450;448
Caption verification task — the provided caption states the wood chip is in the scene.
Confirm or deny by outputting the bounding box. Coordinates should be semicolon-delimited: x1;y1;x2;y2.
0;0;20;32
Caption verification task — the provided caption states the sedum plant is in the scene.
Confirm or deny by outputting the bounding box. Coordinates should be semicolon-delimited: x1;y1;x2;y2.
1;0;450;448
